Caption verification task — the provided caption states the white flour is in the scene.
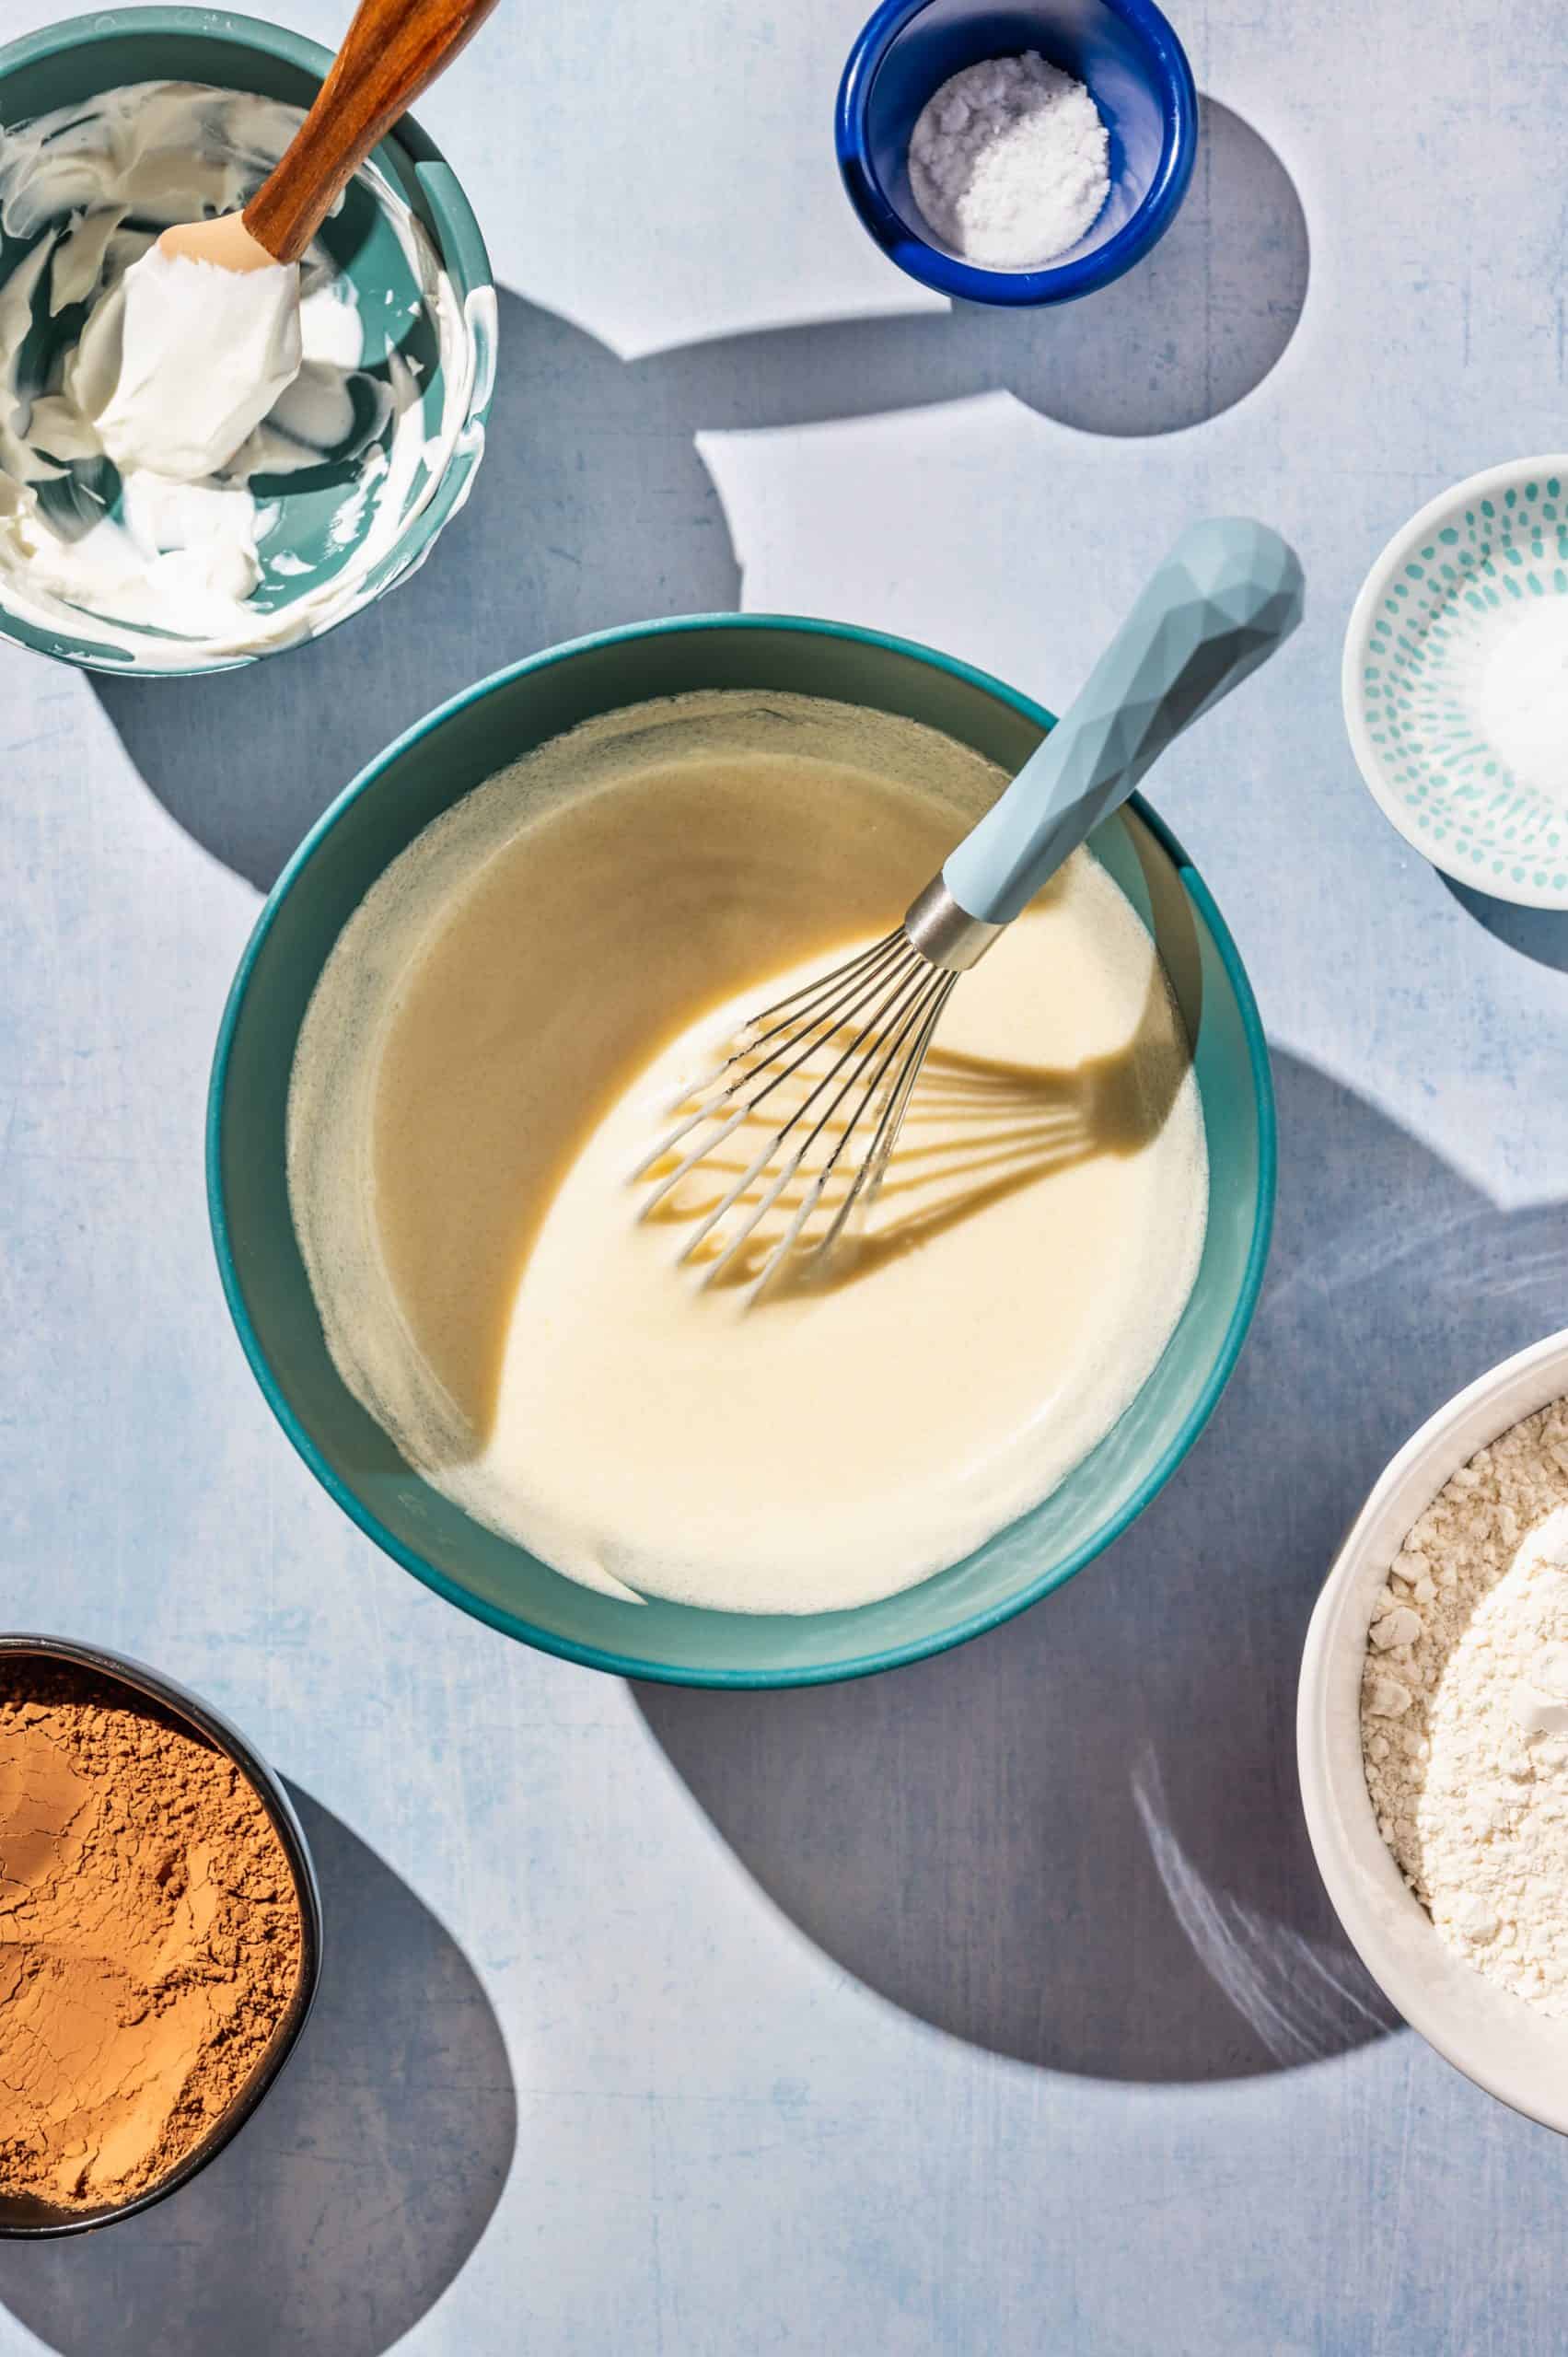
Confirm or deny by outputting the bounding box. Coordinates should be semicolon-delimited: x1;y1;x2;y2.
907;53;1109;272
1362;1400;1568;2010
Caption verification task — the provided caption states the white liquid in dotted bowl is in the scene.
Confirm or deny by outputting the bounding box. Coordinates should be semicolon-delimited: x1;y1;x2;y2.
1343;459;1568;910
1298;1329;1568;2134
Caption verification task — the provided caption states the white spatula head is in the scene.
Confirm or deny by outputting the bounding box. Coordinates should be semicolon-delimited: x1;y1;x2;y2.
157;212;281;273
70;246;302;482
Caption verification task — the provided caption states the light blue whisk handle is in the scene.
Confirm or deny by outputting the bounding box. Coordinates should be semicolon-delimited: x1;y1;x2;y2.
942;518;1305;928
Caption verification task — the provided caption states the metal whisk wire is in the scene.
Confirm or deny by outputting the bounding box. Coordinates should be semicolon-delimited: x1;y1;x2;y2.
633;925;958;1294
629;519;1305;1297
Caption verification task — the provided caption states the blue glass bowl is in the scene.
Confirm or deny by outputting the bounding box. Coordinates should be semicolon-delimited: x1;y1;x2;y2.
837;0;1198;305
208;615;1273;1689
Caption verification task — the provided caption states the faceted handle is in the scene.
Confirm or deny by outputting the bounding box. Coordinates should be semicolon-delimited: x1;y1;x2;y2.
943;519;1305;926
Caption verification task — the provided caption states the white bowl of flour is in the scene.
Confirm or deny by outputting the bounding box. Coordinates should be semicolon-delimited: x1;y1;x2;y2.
1299;1327;1568;2131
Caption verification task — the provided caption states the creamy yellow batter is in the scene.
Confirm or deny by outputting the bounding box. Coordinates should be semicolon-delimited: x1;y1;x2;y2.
288;691;1207;1613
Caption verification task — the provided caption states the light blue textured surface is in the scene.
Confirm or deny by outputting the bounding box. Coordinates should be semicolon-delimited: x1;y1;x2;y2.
0;0;1566;2346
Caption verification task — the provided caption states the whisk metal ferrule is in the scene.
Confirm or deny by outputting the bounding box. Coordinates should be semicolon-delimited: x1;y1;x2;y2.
901;877;1005;972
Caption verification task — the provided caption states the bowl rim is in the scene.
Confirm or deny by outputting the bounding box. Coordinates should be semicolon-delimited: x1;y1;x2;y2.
1296;1324;1568;2134
834;0;1199;308
0;4;495;679
0;1630;323;2235
207;608;1276;1689
1341;453;1568;914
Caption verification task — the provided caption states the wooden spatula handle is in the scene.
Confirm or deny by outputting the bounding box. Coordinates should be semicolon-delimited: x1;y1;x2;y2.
243;0;499;264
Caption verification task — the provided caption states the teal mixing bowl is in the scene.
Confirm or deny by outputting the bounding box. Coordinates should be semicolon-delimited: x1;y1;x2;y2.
209;615;1275;1687
0;8;494;674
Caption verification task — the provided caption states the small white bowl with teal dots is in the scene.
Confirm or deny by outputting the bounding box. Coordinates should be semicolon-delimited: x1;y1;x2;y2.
1343;457;1568;910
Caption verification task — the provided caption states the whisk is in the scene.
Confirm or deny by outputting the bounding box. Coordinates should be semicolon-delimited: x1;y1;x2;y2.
635;518;1304;1292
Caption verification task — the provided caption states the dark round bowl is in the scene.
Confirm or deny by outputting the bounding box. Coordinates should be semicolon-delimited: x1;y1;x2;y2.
0;1635;322;2237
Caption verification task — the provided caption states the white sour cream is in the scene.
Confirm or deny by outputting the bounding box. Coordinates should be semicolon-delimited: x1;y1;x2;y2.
0;80;490;667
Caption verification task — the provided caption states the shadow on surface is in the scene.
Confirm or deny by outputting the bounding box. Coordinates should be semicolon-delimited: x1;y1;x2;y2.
1443;875;1568;974
636;1051;1568;2084
95;99;1306;892
0;1792;516;2357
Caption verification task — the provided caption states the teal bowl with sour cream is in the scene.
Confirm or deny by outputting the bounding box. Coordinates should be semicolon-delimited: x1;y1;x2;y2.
208;615;1276;1687
0;7;494;675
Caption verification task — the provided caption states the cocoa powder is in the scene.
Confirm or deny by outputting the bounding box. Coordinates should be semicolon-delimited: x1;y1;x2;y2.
0;1658;304;2212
